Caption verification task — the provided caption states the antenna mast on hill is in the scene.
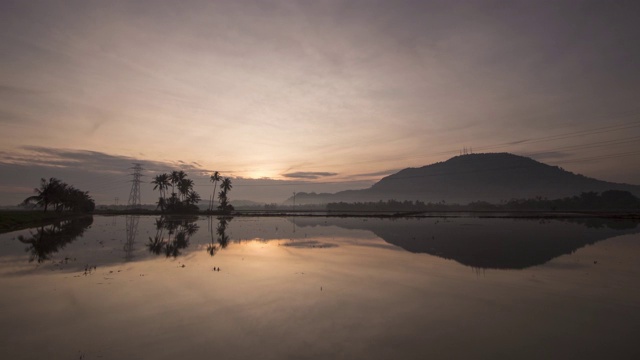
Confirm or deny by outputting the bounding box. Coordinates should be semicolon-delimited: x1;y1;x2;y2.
127;163;144;209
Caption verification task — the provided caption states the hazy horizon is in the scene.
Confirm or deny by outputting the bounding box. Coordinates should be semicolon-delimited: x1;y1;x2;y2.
2;0;640;205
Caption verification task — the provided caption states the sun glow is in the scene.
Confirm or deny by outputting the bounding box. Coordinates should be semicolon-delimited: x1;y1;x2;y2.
245;170;279;180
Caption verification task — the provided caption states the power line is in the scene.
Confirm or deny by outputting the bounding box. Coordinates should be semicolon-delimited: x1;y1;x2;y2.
552;150;640;165
522;135;640;157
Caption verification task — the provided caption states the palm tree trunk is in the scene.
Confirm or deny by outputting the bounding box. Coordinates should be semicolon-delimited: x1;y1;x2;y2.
212;183;218;211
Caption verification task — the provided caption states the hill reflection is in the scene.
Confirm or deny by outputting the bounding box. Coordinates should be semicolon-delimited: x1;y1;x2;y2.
290;217;640;269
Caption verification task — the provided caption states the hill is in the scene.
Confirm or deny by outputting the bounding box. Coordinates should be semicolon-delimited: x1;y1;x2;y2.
287;153;640;204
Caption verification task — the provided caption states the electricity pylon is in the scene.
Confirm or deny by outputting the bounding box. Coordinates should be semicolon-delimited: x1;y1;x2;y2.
127;163;143;209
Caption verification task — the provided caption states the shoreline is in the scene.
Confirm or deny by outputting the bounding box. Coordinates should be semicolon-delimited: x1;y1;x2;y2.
2;209;639;234
93;208;640;219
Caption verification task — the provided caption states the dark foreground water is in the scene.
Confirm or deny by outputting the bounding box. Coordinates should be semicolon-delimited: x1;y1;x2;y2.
1;215;639;359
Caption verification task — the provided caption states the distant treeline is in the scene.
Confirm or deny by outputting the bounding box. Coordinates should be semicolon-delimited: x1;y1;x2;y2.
327;199;448;212
326;190;640;212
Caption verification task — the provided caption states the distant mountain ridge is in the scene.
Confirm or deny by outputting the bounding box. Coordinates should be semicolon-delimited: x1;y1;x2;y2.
288;153;640;204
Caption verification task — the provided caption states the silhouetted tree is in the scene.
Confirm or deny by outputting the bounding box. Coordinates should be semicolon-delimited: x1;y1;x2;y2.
221;177;232;193
157;171;201;213
186;191;201;205
178;178;194;201
169;170;186;198
22;178;94;212
156;197;167;211
209;171;221;211
61;186;95;212
600;190;640;209
151;173;170;211
217;177;234;213
22;178;61;212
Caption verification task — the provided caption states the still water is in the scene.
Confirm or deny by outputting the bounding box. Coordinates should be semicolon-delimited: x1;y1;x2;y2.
0;215;639;359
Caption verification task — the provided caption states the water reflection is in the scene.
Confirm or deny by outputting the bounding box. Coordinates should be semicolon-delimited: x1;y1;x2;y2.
124;215;139;261
7;215;640;271
147;216;199;257
17;216;94;263
565;217;639;230
207;216;233;256
3;215;640;360
291;217;640;269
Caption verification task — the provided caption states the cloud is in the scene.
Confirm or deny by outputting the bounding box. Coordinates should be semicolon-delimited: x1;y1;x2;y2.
351;168;402;178
281;171;338;179
3;146;205;175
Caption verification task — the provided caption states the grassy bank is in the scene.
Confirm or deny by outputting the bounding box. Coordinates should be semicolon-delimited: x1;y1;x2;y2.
0;211;89;234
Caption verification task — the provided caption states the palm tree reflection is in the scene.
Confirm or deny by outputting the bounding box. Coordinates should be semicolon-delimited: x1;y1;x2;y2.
147;216;199;258
17;216;94;263
207;216;232;256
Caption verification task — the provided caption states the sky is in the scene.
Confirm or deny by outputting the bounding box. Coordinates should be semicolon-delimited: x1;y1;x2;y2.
1;0;640;205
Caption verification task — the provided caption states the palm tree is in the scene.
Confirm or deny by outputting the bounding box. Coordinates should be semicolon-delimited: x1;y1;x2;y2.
50;181;68;212
61;186;93;212
178;178;194;201
156;197;167;211
152;173;170;212
169;171;178;195
209;171;221;211
221;177;232;193
23;178;94;213
217;190;228;211
169;170;186;197
23;178;62;212
217;194;234;213
186;191;201;205
216;178;233;212
151;173;170;200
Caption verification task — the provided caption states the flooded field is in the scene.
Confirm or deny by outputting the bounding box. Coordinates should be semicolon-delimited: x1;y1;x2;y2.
1;215;639;359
